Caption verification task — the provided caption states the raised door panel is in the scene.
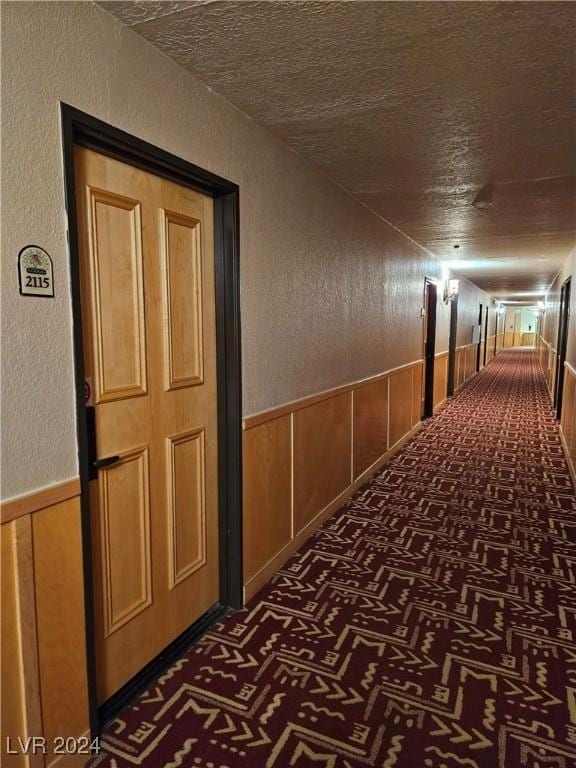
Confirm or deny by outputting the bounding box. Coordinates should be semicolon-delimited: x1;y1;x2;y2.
389;367;413;447
353;378;388;479
161;211;204;390
98;447;152;636
294;394;351;535
87;188;147;402
243;416;292;580
167;428;206;587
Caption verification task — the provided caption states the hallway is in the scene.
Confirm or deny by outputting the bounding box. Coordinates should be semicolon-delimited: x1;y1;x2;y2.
93;350;576;768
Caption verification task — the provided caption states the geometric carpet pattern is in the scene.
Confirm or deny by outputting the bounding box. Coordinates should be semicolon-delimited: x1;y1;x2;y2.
93;350;576;768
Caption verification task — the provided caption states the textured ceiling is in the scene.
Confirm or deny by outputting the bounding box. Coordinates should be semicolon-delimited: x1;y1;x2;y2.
98;0;576;300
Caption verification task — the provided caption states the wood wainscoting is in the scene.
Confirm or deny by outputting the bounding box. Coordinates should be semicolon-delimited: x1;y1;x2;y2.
560;362;576;484
242;360;424;600
454;343;479;392
536;336;574;483
536;334;557;400
434;352;448;410
1;485;89;768
485;333;504;362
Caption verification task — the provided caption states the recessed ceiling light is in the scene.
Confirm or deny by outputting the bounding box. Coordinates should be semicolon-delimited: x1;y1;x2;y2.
472;183;493;210
453;244;460;249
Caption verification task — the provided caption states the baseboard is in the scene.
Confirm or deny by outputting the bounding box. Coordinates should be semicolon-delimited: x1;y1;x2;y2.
244;421;422;602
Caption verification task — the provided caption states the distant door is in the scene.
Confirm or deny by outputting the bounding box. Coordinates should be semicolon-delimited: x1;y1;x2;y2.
423;279;437;418
483;306;490;366
75;147;219;704
476;304;483;372
513;311;522;347
554;277;572;420
447;294;458;397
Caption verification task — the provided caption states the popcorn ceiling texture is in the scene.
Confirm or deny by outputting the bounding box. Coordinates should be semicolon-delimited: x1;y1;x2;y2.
1;2;490;498
100;0;576;300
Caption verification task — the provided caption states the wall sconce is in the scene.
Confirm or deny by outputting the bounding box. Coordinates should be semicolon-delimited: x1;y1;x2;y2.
538;300;546;312
443;278;459;304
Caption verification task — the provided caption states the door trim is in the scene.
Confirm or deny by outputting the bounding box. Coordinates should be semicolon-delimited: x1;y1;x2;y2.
447;294;458;397
476;304;483;372
60;104;243;735
423;278;437;418
483;306;489;366
554;276;571;419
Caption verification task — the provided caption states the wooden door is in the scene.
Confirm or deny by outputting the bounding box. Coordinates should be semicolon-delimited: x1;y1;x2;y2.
423;280;437;418
555;278;572;419
75;147;219;703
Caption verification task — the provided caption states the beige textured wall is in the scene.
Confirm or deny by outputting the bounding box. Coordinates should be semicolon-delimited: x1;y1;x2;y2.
1;1;489;499
543;248;575;367
456;278;490;347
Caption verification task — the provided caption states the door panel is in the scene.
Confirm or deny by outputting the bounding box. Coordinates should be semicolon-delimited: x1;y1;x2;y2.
167;428;207;588
76;147;219;703
89;189;147;401
162;211;204;389
100;447;152;637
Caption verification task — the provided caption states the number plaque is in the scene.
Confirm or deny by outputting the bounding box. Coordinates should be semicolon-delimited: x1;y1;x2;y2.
18;245;54;297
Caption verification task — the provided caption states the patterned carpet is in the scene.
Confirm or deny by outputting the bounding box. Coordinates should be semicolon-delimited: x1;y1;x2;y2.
93;350;576;768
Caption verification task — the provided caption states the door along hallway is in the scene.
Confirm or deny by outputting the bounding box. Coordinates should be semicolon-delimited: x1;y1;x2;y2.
94;349;576;768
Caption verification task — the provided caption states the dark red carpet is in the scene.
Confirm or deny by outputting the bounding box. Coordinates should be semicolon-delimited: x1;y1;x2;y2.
93;350;576;768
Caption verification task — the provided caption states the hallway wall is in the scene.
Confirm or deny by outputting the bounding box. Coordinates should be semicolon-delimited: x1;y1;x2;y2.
1;3;497;761
543;248;576;368
540;248;576;480
0;0;495;502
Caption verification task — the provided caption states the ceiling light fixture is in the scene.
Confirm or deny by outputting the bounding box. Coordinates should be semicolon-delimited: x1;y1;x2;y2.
471;183;493;210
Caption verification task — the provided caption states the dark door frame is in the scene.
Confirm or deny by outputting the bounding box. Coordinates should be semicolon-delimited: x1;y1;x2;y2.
423;278;437;418
61;104;243;734
554;276;571;420
483;305;490;366
447;294;458;397
476;303;483;372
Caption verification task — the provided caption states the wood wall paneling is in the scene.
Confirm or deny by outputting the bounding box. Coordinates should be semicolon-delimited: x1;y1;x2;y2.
1;517;44;768
242;361;424;600
466;344;475;380
293;393;352;535
242;415;292;581
353;377;388;479
1;478;81;525
561;365;576;483
411;363;423;427
433;354;448;410
456;348;465;388
388;367;413;448
32;498;90;768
